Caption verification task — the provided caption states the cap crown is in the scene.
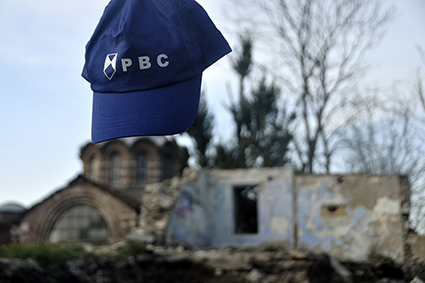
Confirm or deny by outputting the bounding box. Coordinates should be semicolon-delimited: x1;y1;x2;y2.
82;0;231;93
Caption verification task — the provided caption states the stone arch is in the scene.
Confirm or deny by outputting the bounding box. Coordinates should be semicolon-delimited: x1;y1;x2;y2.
19;177;140;244
42;198;110;243
39;196;111;243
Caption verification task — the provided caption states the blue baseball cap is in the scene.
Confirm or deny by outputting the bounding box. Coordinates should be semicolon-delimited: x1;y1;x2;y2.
82;0;231;143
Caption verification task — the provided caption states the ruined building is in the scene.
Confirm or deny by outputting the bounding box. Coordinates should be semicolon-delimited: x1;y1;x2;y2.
0;203;26;245
17;136;188;244
3;137;425;265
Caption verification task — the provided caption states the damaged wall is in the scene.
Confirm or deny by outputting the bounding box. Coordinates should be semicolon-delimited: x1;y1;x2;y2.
209;168;294;248
165;171;210;247
164;169;409;263
167;168;294;249
296;174;409;263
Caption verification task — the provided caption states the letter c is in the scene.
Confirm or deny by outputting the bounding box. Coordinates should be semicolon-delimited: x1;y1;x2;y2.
157;54;169;67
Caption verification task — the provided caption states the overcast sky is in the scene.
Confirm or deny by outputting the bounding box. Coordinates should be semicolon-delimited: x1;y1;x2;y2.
0;0;424;208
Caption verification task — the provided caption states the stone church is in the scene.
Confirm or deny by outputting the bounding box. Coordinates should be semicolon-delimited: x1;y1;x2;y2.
16;136;188;244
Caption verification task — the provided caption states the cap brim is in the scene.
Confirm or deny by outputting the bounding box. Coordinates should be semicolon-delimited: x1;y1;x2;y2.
91;74;202;143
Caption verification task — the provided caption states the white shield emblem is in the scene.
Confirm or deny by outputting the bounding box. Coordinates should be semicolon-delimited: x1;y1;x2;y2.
103;53;118;80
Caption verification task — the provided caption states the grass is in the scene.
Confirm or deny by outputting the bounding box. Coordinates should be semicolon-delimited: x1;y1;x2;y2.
0;242;87;268
262;245;286;252
118;241;147;255
0;241;147;268
367;252;395;264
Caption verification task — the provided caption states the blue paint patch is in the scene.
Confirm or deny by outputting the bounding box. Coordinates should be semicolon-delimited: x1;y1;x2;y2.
351;206;370;226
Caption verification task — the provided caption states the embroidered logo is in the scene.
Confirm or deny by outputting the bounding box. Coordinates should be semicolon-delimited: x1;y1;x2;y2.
103;53;118;80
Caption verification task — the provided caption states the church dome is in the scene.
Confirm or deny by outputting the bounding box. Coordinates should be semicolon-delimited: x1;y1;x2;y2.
0;202;26;213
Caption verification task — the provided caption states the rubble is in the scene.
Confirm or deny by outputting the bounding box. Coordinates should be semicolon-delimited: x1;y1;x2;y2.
0;246;418;283
131;170;197;246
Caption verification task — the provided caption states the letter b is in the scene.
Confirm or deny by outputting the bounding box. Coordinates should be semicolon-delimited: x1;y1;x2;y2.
138;56;152;70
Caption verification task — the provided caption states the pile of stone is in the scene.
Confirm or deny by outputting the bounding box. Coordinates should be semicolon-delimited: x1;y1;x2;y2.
127;168;199;246
0;244;420;283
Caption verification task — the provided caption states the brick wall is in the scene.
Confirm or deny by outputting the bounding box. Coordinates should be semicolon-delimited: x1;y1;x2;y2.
19;177;140;244
79;137;188;190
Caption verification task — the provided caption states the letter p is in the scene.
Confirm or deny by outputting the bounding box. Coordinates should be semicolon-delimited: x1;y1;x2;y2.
121;58;132;72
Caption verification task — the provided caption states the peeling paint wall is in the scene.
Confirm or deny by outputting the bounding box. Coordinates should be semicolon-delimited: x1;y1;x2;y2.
166;171;210;247
165;169;408;263
296;175;406;262
209;168;293;249
406;233;425;263
167;168;294;249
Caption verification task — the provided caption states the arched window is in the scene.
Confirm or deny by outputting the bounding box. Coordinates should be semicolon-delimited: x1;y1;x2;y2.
137;151;148;183
161;153;174;181
87;156;99;181
109;152;121;184
49;205;108;243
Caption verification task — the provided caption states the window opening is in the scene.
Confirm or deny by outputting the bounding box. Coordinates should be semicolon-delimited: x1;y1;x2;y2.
321;204;347;217
49;205;108;243
161;153;173;181
109;152;121;184
137;152;148;183
234;185;259;234
327;204;338;212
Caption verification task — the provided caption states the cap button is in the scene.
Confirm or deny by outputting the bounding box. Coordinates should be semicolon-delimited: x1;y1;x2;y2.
179;2;186;8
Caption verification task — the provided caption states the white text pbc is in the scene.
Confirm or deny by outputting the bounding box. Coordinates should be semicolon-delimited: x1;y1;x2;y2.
121;54;169;72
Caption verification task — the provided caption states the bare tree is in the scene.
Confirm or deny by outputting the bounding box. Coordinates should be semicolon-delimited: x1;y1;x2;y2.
340;87;425;232
342;95;420;174
414;46;425;138
225;0;394;173
410;46;425;232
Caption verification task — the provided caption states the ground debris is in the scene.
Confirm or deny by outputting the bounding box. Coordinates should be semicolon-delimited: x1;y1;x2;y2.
0;247;419;283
